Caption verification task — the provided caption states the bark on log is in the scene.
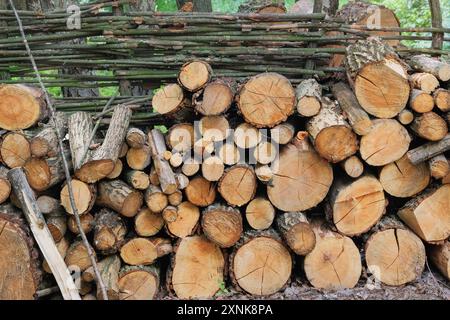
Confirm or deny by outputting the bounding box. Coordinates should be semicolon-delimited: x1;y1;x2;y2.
410;73;439;94
276;211;316;256
295;79;322;117
96;179;143;218
428;240;450;280
126;128;146;149
93;208;127;255
408;55;450;81
125;170;150;190
409;89;434;113
406;133;450;164
238;0;286;13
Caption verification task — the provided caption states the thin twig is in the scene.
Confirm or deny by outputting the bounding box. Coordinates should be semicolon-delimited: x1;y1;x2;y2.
8;0;108;300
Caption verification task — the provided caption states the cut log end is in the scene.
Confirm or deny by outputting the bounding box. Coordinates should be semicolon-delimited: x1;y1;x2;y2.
178;61;212;92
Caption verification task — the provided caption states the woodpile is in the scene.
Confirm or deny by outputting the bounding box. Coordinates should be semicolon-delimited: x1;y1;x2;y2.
0;1;450;301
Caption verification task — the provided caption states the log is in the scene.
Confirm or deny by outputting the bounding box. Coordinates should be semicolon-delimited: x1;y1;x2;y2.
379;155;430;198
168;235;224;299
125;170;150;190
185;176;216;207
169;152;183;168
166;123;194;153
233;123;262;149
106;159;123;179
245;197;275;230
168;189;183;206
119;143;128;158
24;152;71;191
134;207;164;237
406;133;450;164
434;89;450;112
237;73;295;128
30;112;67;158
218;164;257;207
193;78;234;116
178;60;212;92
230;229;292;296
60;179;96;215
93;208;127;255
118;265;160;300
0;165;11;204
43;237;69;274
359;119;411;166
126;146;152;170
410;112;448;141
0;84;48;130
408;54;450;81
295;79;322;117
152;83;186;115
199;115;230;142
270;123;295;145
327;175;386;236
96;179;143;218
267;135;333;211
95;255;121;300
120;237;172;266
340;155;364;178
398;184;450;244
47;214;67;242
410;73;439;94
238;0;286;13
37;195;63;216
306;97;358;163
164;201;199;238
65;240;96;272
126;128;146;149
365;216;426;286
429;155;450;179
201;156;224;181
428;240;450;280
276;211;315;256
144;185;168;213
217;142;240;166
1;132;31;168
193;138;214;157
397;109;415;125
304;219;361;290
331;82;372;136
345;37;409;118
181;157;200;177
67;213;94;235
253;141;278;165
201;204;243;248
0;212;41;299
409;89;434;113
148;129;178;195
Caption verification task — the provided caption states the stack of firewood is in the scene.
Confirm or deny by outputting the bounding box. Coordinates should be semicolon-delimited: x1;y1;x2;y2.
0;35;449;300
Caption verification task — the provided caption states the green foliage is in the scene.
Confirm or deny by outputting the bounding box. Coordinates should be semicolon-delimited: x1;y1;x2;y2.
215;280;230;296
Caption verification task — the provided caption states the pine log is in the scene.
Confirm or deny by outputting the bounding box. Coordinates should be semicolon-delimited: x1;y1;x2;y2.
166;123;195;153
118;265;160;300
120;237;172;266
144;185;168;213
178;60;212;92
106;159;123;179
134;207;164;237
397;109;415;125
24;152;71;191
152;83;186;115
217;142;240;166
327;175;386;236
379;155;430;198
306;97;358;163
60;179;96;215
398;184;450;244
126;146;152;170
406;133;450;164
268;135;333;211
359;119;411;166
340;155;364;178
218;164;257;207
410;112;448;141
65;240;96;272
270;123;295;145
0;212;41;299
304;219;361;290
229;229;292;296
410;73;439;93
365;216;426;286
67;213;94;235
0;84;48;130
168;190;183;206
168;235;224;299
434;89;450;112
245;197;275;230
126;128;146;149
345;37;409;118
276;211;315;256
1;132;31;168
295;79;322;117
124;170;149;190
428;240;450;280
408;55;450;81
185;176;216;207
409;89;434;113
233;123;262;148
93;209;127;255
429;155;450;179
331;82;372;136
237;73;295;128
201;204;243;248
164;201;200;238
96;179;143;218
148;129;178;195
193;78;234;116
